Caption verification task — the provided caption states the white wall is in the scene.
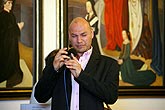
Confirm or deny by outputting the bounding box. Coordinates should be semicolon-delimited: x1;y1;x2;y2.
42;0;57;60
0;98;165;110
111;98;165;110
0;0;165;110
0;100;29;110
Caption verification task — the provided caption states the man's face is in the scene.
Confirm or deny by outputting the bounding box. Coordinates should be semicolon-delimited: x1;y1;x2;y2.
69;22;93;54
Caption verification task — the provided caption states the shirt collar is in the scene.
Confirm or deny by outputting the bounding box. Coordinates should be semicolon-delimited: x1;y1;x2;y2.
81;47;93;58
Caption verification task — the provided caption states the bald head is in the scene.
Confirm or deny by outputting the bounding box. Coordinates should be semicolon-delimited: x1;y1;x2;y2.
69;17;92;32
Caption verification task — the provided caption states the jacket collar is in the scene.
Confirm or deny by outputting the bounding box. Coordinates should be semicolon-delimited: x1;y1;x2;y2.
84;49;101;73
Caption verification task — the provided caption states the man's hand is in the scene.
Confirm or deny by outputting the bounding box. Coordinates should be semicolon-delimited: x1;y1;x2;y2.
65;54;82;78
53;48;70;71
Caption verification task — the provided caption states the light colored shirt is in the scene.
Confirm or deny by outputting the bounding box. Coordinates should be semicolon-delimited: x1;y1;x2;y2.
70;47;93;110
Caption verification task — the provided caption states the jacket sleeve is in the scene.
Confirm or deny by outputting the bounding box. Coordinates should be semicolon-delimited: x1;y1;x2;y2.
34;57;58;103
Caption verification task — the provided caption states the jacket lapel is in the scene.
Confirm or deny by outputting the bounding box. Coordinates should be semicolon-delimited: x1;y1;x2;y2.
84;50;100;73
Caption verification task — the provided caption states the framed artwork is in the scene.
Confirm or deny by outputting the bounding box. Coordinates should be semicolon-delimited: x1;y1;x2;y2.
0;0;43;99
61;0;165;96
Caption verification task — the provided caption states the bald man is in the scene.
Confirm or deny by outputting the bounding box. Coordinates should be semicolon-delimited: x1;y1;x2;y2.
35;17;119;110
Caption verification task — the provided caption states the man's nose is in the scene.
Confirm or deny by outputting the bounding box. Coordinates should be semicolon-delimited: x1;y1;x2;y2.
77;36;82;42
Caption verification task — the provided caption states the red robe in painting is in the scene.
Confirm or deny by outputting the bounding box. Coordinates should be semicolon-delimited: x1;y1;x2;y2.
104;0;123;50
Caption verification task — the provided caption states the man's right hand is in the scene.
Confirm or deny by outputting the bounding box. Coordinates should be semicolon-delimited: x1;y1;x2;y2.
53;48;70;71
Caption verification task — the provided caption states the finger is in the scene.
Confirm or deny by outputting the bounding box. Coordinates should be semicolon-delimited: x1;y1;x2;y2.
62;54;70;60
65;63;75;70
66;61;80;70
58;48;68;55
55;48;68;59
71;53;78;61
65;60;74;68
